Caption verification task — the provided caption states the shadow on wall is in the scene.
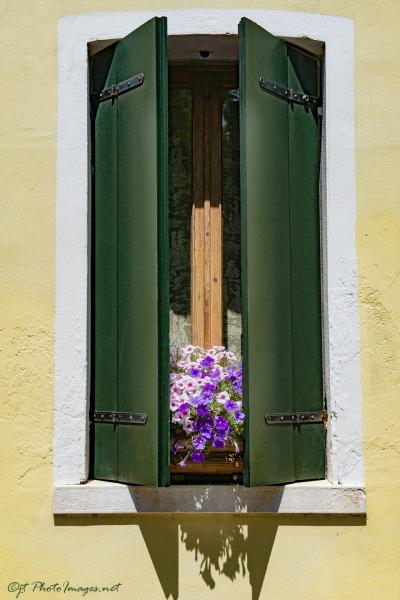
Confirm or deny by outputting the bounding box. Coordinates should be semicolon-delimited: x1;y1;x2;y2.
54;514;365;600
175;517;276;596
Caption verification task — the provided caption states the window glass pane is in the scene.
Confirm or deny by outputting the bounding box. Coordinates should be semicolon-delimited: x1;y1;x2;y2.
169;88;192;349
222;88;242;355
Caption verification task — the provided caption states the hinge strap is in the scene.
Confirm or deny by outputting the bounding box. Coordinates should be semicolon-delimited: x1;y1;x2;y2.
259;77;319;108
98;72;144;103
265;410;327;425
91;411;147;425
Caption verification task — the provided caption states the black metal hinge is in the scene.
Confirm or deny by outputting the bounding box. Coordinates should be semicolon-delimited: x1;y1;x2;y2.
265;410;327;425
91;411;147;425
259;77;318;109
98;72;145;103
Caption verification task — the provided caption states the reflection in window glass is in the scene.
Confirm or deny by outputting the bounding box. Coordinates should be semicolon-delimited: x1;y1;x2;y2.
169;88;192;350
222;89;242;355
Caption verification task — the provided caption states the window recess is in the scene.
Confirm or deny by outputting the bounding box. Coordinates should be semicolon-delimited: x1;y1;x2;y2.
168;62;243;482
90;17;325;488
168;64;241;354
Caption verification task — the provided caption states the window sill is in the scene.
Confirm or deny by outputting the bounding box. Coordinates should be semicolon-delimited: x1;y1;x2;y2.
53;480;365;515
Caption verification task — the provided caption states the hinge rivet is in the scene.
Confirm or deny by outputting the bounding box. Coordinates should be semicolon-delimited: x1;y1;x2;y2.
265;410;327;425
259;77;318;109
97;72;145;103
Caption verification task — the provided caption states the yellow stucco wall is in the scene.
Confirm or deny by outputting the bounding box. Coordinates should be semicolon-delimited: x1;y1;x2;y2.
1;1;399;598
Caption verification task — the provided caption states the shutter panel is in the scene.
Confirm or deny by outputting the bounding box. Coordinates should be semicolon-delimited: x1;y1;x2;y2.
239;18;324;485
92;17;169;486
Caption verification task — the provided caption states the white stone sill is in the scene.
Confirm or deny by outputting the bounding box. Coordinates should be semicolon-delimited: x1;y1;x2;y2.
53;480;365;514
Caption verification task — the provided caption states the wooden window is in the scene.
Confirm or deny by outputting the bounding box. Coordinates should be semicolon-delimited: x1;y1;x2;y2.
90;17;325;487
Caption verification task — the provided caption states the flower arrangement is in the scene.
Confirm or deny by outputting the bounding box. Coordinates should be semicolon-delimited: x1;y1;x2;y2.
170;345;244;467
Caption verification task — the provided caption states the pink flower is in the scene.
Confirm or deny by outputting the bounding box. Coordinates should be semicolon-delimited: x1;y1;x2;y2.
170;398;180;412
216;391;230;404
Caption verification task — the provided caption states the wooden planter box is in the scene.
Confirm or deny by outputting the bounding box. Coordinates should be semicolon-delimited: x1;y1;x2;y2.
170;441;243;475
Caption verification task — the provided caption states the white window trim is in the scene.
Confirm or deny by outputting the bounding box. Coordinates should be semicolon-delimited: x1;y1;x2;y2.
54;9;365;514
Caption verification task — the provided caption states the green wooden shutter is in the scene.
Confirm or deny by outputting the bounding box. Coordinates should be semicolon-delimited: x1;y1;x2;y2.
239;18;324;486
92;17;169;486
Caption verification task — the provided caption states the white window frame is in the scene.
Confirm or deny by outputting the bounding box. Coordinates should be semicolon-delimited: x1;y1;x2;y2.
54;9;365;514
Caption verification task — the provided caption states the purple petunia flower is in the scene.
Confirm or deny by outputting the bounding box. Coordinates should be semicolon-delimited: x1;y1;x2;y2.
214;416;229;431
209;368;222;381
193;420;213;439
212;437;225;449
191;450;205;463
189;367;201;377
200;425;214;440
200;356;215;368
215;429;228;441
234;410;245;424
224;400;238;413
178;402;190;414
203;382;216;395
197;402;211;416
194;415;212;429
192;435;207;450
190;395;202;407
234;382;242;394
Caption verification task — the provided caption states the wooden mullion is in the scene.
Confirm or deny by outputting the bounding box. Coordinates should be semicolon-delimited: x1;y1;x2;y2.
192;76;206;348
209;73;223;347
191;72;223;349
203;75;212;348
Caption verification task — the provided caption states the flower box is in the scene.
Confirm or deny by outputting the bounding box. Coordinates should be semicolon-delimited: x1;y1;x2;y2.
170;441;243;475
170;345;244;475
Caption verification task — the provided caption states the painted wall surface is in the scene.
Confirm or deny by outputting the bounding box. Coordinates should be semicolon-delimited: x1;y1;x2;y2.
0;1;399;599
